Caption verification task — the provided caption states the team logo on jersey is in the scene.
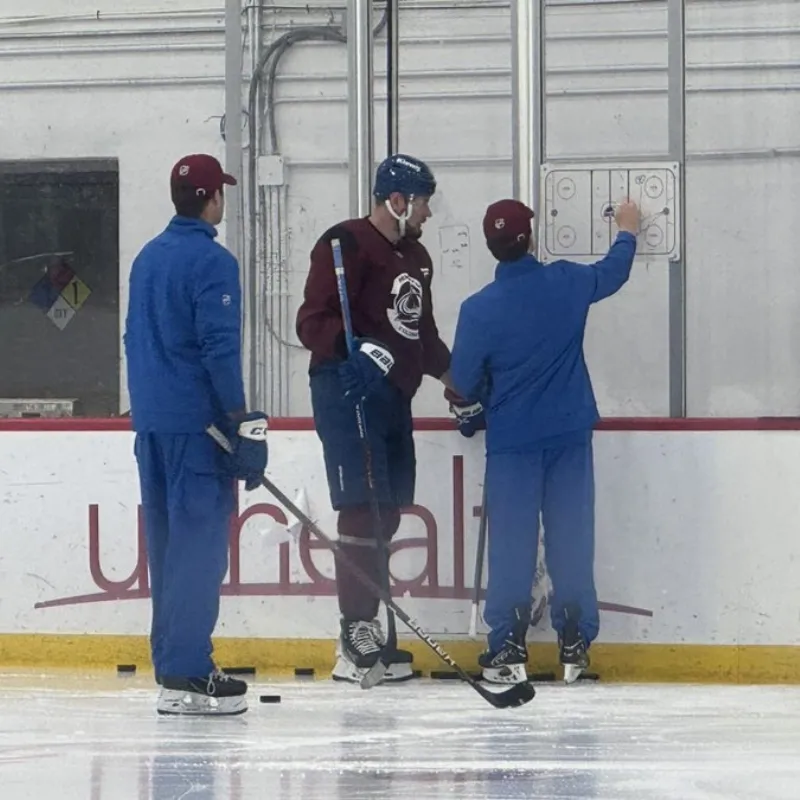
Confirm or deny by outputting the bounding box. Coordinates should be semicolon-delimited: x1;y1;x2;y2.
387;272;423;340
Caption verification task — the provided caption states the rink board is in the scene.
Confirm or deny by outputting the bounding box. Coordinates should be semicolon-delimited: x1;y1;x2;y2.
2;418;800;683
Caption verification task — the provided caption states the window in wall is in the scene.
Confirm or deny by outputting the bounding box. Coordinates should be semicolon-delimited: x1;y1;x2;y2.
0;159;120;417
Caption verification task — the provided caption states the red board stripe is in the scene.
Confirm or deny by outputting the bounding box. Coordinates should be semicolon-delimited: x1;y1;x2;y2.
1;416;800;432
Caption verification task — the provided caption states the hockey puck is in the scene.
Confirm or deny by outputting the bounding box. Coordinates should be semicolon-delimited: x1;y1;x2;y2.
259;694;282;703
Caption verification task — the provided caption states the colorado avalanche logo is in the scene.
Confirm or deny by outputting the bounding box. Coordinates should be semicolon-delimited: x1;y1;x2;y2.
387;272;423;340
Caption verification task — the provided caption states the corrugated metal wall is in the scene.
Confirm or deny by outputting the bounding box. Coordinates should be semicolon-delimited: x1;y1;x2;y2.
2;0;798;417
548;0;800;417
684;0;800;416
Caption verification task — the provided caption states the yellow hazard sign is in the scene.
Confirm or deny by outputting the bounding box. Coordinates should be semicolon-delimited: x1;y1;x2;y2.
61;276;91;311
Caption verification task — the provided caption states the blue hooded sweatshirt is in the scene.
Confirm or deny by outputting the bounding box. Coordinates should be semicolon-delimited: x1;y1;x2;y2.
449;232;637;454
124;216;246;432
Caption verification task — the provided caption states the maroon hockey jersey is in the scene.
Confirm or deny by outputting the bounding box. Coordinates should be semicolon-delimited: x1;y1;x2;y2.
296;218;451;398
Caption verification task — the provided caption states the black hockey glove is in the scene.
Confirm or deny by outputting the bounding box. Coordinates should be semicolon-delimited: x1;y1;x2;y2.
445;388;486;438
229;412;269;491
338;338;394;402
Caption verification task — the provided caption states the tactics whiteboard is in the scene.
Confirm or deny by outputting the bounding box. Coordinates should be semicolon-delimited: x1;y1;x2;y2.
538;161;681;262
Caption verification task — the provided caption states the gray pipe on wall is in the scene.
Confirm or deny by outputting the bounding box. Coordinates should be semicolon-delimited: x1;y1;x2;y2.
347;0;374;217
511;0;544;215
386;0;399;156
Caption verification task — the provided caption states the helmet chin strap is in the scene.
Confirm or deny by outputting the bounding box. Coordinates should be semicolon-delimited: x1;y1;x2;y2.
385;194;416;238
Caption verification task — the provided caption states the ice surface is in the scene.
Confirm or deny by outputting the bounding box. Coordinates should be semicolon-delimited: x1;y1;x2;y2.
1;671;800;799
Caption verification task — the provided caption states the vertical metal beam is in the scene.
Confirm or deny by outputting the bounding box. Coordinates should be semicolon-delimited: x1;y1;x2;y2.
226;0;258;406
247;0;265;413
386;0;399;156
667;0;687;417
511;0;545;219
347;0;374;217
224;0;243;265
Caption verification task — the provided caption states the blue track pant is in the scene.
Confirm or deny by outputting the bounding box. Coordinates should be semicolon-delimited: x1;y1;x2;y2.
134;433;235;678
484;430;599;654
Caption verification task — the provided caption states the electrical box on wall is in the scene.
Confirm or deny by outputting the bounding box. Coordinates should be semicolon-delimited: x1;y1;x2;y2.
258;155;285;187
538;162;681;262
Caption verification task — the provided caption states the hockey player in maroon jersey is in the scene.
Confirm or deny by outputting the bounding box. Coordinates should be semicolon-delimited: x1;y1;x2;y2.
295;154;455;684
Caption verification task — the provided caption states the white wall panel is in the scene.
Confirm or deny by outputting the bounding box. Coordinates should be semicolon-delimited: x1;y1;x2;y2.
2;0;798;417
2;425;800;647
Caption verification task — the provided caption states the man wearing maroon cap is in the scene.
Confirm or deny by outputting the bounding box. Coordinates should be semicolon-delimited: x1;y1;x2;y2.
124;153;268;716
169;153;237;224
449;196;640;685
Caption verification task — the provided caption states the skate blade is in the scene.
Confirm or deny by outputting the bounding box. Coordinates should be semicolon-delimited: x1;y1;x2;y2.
381;664;415;683
332;657;414;685
156;689;248;716
481;664;528;686
563;664;586;684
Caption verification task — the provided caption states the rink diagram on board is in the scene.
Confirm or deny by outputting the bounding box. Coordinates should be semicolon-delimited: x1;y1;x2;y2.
1;671;800;799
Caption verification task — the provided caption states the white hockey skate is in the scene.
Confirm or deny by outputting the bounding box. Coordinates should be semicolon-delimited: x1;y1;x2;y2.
479;606;529;685
479;645;528;685
332;619;414;684
561;646;589;684
157;670;248;716
559;606;590;685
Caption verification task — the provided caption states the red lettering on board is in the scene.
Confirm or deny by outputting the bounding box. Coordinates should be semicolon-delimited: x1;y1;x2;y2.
33;456;653;619
88;505;150;598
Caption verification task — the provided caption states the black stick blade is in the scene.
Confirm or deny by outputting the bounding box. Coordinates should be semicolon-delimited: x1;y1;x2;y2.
480;680;536;709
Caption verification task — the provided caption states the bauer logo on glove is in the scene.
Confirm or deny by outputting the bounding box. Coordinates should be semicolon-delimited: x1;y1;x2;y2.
338;337;395;401
360;340;394;375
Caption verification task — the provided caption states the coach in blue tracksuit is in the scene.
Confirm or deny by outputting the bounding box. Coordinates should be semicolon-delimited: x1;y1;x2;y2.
124;153;268;715
449;198;640;685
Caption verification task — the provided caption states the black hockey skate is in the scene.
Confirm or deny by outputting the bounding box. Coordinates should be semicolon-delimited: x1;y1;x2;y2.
332;618;414;684
559;604;590;684
372;618;414;678
157;669;248;716
479;605;530;685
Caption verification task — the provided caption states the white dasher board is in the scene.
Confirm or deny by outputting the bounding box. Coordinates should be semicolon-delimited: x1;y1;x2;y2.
538;162;680;262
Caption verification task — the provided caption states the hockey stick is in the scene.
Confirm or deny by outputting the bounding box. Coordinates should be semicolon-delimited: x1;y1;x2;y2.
468;474;488;638
530;528;551;628
206;424;535;709
331;237;397;690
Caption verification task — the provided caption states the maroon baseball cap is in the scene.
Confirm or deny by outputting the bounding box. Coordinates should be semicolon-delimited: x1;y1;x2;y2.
482;199;535;247
170;154;237;197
